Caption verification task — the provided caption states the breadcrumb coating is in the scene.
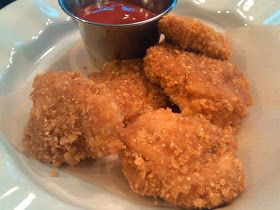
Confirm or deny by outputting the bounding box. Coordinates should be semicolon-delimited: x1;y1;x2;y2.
23;71;125;166
158;15;231;60
120;109;245;209
90;59;168;124
144;44;252;129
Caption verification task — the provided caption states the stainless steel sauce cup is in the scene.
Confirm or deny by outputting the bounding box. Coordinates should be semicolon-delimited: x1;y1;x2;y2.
58;0;177;68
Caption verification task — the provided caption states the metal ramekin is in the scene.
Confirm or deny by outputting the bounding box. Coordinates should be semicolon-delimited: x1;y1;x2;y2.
58;0;177;69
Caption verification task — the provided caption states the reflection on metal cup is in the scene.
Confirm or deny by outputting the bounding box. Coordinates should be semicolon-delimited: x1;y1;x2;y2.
58;0;177;69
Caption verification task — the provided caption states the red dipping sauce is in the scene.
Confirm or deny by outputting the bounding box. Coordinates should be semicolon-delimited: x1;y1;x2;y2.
76;0;156;24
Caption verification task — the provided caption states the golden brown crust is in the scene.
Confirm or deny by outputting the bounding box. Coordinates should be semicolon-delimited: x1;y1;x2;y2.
158;15;231;60
90;59;168;124
144;44;252;129
120;109;245;209
23;71;124;166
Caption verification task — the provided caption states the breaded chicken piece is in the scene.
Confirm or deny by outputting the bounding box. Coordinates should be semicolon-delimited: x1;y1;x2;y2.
158;15;231;60
121;109;245;209
89;59;168;124
23;71;124;166
144;44;252;129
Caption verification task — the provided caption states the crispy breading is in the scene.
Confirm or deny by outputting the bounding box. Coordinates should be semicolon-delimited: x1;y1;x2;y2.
90;59;168;124
158;15;231;60
120;109;245;209
23;71;124;166
144;44;252;129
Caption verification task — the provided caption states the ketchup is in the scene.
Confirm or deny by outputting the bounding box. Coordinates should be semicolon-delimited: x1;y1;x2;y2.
76;0;156;24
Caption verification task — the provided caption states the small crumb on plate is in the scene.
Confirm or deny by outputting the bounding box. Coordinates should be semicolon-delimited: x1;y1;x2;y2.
49;169;59;177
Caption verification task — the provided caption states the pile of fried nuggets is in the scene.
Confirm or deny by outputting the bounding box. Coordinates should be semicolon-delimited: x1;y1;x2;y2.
23;15;252;209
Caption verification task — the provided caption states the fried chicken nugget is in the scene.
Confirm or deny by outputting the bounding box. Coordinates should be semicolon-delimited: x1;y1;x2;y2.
144;44;252;129
158;15;231;60
90;59;168;124
120;109;245;209
23;71;124;166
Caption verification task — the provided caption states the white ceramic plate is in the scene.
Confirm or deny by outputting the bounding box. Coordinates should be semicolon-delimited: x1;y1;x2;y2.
1;0;280;210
